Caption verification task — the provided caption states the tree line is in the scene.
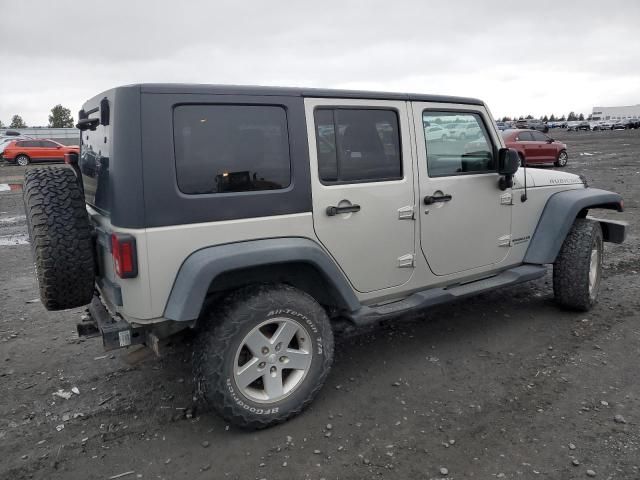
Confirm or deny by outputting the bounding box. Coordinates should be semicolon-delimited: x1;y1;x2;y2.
500;112;590;123
0;105;75;129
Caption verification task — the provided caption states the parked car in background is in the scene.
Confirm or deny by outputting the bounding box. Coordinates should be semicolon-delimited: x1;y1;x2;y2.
624;118;640;129
598;120;613;130
2;139;79;166
495;121;507;131
501;129;568;167
612;120;627;130
458;122;481;139
515;119;549;133
424;125;447;141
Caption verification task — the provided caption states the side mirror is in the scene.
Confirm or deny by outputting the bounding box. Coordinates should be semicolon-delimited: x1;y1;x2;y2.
498;148;520;175
498;148;520;190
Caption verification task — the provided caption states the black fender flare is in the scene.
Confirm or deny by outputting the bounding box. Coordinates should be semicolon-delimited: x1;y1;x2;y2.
524;188;625;264
163;237;360;322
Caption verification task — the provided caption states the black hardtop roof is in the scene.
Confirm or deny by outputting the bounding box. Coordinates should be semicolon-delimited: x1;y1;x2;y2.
131;83;484;106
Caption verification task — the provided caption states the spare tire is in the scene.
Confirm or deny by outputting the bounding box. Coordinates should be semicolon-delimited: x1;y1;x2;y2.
23;167;95;310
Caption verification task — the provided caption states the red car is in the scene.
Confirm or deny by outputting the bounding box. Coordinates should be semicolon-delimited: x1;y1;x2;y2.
2;139;79;166
501;129;568;167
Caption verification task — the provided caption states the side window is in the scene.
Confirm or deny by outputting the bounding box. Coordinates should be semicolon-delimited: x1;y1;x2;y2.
314;108;402;183
40;140;57;147
517;131;533;141
173;105;291;195
22;140;40;148
531;131;548;142
422;111;495;177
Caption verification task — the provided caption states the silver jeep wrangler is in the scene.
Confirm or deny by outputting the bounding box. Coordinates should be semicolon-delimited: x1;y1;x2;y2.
23;84;627;428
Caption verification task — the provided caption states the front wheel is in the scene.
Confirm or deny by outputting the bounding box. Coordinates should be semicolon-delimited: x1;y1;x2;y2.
553;219;603;311
555;150;568;167
194;284;334;429
16;154;30;166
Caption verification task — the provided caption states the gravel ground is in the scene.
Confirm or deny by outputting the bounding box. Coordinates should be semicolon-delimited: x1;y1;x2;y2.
0;129;638;480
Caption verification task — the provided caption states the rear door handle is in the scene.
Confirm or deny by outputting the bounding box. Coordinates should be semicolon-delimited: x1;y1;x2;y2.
424;194;452;205
326;204;361;216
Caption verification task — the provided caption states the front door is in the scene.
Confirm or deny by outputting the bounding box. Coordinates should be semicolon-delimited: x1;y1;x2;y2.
39;140;61;161
516;131;541;164
305;99;415;293
414;105;512;276
530;130;555;162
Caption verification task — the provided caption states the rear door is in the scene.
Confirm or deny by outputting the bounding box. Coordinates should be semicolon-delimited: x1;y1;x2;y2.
413;105;512;276
20;140;42;160
305;99;416;293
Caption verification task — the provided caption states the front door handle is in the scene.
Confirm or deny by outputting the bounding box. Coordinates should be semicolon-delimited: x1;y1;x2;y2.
326;204;361;216
424;194;452;205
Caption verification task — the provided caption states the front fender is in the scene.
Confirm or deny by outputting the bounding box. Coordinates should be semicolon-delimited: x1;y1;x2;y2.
524;188;625;264
163;237;361;322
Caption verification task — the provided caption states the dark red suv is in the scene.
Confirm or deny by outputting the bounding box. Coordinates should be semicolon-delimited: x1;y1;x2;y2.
2;139;79;166
501;129;568;167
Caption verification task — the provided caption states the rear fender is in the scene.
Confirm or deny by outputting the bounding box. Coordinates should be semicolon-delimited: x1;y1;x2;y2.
163;237;360;322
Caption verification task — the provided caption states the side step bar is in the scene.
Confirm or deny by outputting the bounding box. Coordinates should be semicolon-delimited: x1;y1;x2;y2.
350;265;547;325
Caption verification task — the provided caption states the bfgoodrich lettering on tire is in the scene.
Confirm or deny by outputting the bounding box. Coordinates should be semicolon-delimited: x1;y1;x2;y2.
193;284;334;429
23;167;95;310
553;218;603;311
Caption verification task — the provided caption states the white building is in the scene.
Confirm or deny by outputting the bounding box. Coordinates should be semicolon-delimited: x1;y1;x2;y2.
591;105;640;121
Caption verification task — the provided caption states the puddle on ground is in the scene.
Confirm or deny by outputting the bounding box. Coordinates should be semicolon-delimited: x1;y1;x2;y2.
0;234;29;246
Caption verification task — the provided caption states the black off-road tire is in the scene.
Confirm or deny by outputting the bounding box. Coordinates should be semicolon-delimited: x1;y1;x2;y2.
553;219;603;311
194;284;334;429
23;167;95;310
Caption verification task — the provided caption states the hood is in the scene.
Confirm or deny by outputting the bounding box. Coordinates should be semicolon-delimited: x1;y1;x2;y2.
513;168;584;189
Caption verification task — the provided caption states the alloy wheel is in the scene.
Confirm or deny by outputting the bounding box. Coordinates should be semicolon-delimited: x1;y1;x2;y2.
233;317;313;403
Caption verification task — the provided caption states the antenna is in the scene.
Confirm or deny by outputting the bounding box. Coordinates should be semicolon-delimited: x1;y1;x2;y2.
521;155;528;202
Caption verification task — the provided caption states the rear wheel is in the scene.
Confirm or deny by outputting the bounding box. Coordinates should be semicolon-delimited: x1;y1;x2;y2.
16;154;30;166
23;167;95;310
555;150;568;167
194;284;334;429
553;219;603;311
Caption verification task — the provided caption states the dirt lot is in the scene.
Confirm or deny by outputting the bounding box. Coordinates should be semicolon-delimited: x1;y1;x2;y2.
1;129;638;480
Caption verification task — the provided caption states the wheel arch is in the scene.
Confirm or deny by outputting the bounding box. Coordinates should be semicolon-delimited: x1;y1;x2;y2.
163;237;361;322
524;188;626;264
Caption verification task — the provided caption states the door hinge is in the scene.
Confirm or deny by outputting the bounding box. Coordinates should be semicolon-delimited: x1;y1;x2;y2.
397;253;415;268
498;234;512;247
500;192;513;205
397;205;414;220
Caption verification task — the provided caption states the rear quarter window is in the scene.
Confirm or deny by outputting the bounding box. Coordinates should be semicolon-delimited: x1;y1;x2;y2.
173;105;291;194
79;125;110;213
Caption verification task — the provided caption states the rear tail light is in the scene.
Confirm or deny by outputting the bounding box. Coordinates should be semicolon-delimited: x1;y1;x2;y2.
111;233;138;278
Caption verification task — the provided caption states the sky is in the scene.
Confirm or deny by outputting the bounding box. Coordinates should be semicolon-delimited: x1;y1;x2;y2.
1;0;639;126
